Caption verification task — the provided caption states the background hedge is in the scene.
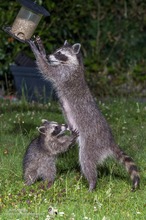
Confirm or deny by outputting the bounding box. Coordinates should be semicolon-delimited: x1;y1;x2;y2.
0;0;146;97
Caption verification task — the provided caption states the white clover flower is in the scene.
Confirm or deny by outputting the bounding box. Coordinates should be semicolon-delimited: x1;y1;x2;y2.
83;217;91;220
45;215;51;220
58;211;65;216
136;212;141;214
102;216;110;220
70;213;75;219
94;195;103;209
94;206;97;211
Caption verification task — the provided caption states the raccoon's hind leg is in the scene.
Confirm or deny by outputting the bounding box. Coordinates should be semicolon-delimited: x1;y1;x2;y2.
24;169;38;185
79;150;97;191
41;163;56;188
113;146;140;191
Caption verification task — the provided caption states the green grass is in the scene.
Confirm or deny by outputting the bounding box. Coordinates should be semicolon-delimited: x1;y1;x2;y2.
0;98;146;220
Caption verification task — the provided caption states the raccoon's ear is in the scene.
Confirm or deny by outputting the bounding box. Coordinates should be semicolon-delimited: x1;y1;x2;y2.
72;43;81;54
64;40;71;46
41;119;49;123
64;40;68;46
37;126;46;135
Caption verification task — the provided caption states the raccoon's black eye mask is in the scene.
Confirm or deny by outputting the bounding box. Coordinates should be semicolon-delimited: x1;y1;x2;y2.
54;52;68;62
52;126;61;136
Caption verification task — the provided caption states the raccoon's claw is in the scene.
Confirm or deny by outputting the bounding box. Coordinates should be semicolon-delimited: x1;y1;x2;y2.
72;129;79;136
71;129;79;142
70;127;78;133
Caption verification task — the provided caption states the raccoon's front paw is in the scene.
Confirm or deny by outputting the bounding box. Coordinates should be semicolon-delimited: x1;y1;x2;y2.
72;129;79;135
33;36;47;57
71;129;79;143
26;39;40;55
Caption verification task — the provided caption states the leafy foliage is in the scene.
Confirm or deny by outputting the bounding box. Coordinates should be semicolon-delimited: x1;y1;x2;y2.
0;0;146;96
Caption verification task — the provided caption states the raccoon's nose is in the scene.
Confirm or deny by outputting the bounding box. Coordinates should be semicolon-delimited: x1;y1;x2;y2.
62;124;69;130
61;124;69;131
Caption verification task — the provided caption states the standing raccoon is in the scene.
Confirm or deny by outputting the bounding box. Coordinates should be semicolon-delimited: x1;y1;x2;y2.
27;37;140;191
23;120;78;186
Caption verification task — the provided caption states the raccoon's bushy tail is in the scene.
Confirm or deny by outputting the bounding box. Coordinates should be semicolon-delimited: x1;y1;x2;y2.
114;146;140;191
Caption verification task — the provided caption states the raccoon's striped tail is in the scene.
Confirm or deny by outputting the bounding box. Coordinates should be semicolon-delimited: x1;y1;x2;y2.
114;147;140;191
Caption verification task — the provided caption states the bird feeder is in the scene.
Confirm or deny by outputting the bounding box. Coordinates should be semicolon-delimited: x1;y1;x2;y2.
3;0;50;43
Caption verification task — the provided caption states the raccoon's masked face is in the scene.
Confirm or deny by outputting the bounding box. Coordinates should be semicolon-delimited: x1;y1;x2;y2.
37;119;68;137
47;41;81;67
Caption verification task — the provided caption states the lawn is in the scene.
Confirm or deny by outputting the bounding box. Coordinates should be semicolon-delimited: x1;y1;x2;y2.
0;98;146;220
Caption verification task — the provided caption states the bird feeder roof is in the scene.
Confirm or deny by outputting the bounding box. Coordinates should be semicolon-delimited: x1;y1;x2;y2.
17;0;50;16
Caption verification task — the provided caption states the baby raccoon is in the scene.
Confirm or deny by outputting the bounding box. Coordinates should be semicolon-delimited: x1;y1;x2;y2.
23;119;78;187
27;37;140;191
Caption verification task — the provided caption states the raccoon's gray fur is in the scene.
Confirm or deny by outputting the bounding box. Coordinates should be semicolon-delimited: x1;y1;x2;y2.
23;119;78;187
27;37;140;191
